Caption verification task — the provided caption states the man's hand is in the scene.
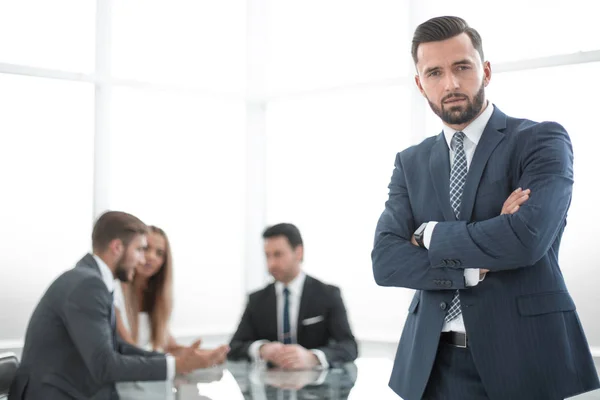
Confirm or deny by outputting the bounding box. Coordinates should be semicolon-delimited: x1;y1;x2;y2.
501;187;530;215
259;342;284;363
175;339;229;374
271;344;320;370
411;235;418;246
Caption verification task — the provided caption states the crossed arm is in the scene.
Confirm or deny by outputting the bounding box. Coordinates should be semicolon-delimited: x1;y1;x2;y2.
372;122;573;289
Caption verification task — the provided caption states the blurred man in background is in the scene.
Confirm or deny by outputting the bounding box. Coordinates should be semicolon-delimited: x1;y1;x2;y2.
10;211;228;400
229;223;357;369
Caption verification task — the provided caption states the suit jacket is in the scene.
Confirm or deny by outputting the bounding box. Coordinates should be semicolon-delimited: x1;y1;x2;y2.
9;254;167;400
228;275;358;367
372;106;600;400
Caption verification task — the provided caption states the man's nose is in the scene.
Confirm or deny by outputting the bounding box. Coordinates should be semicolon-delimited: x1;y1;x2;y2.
443;72;460;91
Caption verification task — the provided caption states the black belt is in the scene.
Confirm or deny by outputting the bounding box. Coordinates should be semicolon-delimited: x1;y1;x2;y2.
440;331;468;348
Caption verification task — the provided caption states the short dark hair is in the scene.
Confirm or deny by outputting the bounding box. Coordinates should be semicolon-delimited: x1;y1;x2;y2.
411;16;484;65
262;223;303;249
92;211;148;252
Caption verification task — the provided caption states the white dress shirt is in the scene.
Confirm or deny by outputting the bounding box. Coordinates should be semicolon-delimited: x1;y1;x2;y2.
93;254;175;380
422;101;494;333
249;272;329;368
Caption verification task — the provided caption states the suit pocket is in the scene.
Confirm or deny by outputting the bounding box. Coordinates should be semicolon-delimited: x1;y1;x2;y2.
408;292;420;314
517;291;575;316
302;315;325;326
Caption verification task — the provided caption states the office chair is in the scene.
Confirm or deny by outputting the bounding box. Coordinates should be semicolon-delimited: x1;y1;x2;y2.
0;353;19;399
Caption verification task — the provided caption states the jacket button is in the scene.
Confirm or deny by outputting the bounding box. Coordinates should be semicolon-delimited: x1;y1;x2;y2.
440;302;447;310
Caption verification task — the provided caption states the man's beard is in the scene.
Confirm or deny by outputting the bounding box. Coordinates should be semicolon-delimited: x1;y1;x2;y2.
115;256;132;283
428;80;485;125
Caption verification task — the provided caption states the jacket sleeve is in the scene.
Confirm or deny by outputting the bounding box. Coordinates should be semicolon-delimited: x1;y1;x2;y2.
372;152;467;290
227;298;258;361
63;278;167;384
316;287;358;366
428;122;573;271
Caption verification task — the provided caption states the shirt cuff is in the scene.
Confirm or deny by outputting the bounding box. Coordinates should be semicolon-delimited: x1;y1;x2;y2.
423;221;438;249
312;368;329;385
464;268;481;287
310;349;329;369
249;340;270;363
166;355;176;380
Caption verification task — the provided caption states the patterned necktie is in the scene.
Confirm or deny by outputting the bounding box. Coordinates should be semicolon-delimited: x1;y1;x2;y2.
282;287;292;344
446;131;467;323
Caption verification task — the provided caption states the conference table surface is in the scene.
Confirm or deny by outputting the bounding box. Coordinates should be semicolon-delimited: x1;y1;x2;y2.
115;356;600;400
116;357;399;400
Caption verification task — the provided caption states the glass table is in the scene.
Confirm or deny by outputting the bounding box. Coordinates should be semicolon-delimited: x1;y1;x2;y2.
116;357;400;400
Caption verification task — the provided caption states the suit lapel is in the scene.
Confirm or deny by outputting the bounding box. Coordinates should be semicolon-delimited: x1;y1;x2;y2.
460;108;507;221
264;284;279;341
429;133;457;221
296;276;313;343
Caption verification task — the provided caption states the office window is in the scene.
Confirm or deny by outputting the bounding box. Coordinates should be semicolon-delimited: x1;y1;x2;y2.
412;0;600;63
266;85;414;341
0;74;94;341
268;0;410;94
0;0;95;72
111;0;246;93
107;87;247;335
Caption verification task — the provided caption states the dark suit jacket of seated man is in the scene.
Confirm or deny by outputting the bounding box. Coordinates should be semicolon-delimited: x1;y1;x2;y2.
228;223;358;369
9;211;228;400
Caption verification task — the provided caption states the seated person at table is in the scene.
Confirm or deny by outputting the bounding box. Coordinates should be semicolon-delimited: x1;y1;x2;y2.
9;211;228;400
228;223;358;369
113;225;188;354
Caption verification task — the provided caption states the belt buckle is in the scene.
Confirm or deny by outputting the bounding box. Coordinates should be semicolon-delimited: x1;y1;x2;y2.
455;332;467;348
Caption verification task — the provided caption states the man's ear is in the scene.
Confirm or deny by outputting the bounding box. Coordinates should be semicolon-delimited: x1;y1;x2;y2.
415;74;426;97
483;60;492;87
294;245;304;263
108;238;124;257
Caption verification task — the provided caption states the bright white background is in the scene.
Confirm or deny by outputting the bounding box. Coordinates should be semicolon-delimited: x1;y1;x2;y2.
0;0;599;354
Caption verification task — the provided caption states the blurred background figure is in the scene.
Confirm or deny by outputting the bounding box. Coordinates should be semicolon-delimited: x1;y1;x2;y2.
114;225;187;354
228;223;358;369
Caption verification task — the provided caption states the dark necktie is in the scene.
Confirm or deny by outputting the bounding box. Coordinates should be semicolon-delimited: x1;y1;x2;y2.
446;131;467;323
282;287;292;344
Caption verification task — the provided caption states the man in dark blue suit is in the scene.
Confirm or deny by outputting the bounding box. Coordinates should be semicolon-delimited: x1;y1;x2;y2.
372;16;599;400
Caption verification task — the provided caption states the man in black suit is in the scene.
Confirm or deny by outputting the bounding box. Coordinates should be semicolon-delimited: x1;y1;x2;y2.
228;223;358;369
10;211;229;399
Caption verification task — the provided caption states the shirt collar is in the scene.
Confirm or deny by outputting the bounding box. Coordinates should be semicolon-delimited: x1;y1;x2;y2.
275;271;306;296
92;254;115;292
443;101;495;149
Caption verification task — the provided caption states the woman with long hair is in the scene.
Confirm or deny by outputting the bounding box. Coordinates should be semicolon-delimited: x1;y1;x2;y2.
113;225;184;354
